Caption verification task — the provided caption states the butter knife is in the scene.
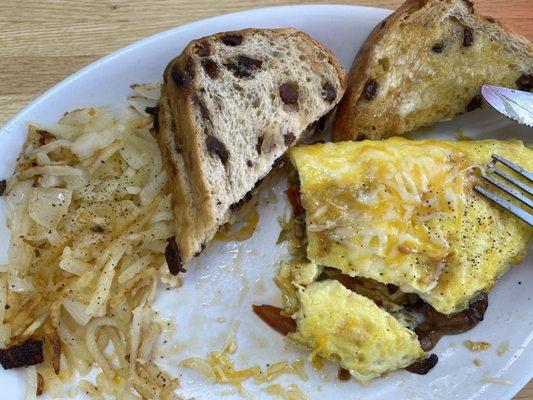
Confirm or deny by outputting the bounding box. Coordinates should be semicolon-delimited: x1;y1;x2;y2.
481;85;533;127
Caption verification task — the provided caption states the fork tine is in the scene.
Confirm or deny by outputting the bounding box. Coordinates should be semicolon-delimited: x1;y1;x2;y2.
492;154;533;182
475;185;533;227
482;173;533;208
489;164;533;196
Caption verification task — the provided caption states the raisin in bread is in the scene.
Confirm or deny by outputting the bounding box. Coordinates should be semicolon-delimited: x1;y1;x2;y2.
157;28;345;265
333;0;533;141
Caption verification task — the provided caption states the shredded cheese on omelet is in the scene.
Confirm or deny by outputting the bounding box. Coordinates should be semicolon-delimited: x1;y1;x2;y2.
291;138;532;314
291;139;468;291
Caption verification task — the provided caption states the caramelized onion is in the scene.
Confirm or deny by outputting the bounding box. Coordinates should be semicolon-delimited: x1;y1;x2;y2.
50;333;61;375
338;367;351;381
285;183;304;216
0;340;43;369
406;354;438;374
36;372;44;396
252;305;297;336
324;270;359;292
415;292;488;351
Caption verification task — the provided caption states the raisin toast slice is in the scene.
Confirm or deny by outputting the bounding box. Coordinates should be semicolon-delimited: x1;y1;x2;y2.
333;0;533;141
157;28;345;265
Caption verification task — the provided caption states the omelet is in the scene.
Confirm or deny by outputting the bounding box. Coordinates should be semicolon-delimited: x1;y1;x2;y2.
275;259;323;316
290;138;532;314
289;279;424;383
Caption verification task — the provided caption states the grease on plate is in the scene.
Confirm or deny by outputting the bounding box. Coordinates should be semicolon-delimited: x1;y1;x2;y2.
264;383;308;399
496;341;509;356
216;202;260;242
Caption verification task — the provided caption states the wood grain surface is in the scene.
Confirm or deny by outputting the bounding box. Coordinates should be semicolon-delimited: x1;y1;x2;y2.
0;0;531;398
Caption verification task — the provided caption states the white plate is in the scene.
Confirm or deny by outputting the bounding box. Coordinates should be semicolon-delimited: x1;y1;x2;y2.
0;5;532;400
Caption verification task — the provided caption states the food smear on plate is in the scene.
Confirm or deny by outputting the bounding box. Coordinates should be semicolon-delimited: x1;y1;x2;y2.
496;340;510;356
215;200;260;242
0;104;182;399
263;383;307;399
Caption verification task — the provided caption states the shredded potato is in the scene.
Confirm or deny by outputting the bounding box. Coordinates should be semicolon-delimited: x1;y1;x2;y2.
23;366;38;400
1;83;307;399
0;86;183;399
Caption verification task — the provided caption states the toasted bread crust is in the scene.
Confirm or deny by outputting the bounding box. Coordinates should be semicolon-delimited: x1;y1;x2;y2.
158;87;213;262
333;0;533;141
157;28;345;263
333;0;424;142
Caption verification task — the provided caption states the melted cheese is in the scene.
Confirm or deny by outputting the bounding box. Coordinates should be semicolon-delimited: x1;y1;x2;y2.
276;260;322;316
290;280;424;383
290;138;532;314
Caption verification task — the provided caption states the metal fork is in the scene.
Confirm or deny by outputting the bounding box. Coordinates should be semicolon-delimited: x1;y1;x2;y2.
474;154;533;227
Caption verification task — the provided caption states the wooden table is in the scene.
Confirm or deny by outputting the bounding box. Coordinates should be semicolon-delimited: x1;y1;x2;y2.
0;0;531;398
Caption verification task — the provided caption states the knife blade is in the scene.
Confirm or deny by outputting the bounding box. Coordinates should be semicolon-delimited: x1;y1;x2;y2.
481;85;533;127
